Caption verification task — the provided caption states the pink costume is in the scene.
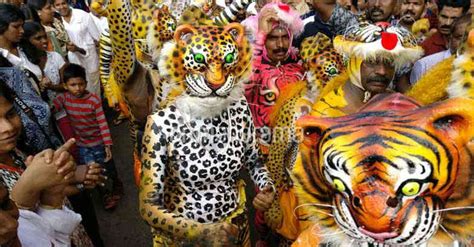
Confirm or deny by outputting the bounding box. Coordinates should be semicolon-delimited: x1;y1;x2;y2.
244;3;304;148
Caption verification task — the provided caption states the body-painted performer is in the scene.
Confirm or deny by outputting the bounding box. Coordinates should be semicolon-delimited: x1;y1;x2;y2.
241;5;305;245
244;3;305;152
139;23;275;246
292;22;474;246
263;22;423;243
262;32;345;242
311;22;423;118
91;0;257;185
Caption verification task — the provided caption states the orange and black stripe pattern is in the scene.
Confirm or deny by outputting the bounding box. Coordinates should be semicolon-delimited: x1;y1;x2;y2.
293;93;474;245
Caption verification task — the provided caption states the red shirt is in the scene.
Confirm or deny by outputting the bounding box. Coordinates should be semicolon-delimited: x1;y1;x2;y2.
53;92;113;147
421;31;448;57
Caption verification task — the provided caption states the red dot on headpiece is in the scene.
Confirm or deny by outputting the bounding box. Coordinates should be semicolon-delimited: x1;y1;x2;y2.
381;32;398;50
278;3;290;12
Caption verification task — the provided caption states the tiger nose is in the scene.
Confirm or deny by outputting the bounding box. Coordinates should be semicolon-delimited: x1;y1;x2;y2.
205;62;225;88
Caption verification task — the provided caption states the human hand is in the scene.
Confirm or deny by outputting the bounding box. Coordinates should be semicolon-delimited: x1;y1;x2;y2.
104;145;112;162
76;163;107;189
253;185;275;211
204;222;240;246
24;139;77;190
67;43;86;55
258;7;279;35
40;77;52;91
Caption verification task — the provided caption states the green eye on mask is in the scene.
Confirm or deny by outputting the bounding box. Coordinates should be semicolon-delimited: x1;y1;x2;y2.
224;53;235;64
194;53;205;63
328;67;338;75
169;23;176;30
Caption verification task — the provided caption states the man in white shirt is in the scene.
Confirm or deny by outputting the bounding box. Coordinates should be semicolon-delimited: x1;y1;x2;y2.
410;13;471;85
53;0;101;96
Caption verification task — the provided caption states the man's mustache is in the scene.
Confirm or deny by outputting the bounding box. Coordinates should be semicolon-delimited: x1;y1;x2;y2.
273;48;288;54
368;75;391;84
440;24;451;30
401;10;416;17
370;8;384;15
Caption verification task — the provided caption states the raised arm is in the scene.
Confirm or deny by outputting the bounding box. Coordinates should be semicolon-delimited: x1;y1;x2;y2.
213;0;252;25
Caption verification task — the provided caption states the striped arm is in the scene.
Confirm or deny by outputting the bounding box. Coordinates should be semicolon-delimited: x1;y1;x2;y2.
213;0;251;25
98;30;121;107
99;30;112;87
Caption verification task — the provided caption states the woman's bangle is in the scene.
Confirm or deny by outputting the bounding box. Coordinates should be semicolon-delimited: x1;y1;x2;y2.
9;195;36;211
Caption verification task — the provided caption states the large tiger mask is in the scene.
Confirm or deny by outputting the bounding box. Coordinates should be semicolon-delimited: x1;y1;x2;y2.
293;93;474;245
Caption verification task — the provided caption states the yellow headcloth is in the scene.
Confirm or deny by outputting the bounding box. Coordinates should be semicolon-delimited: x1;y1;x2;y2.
334;22;423;90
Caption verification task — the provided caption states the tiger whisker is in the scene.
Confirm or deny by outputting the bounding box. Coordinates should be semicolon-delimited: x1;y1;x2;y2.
293;203;334;218
297;202;336;209
439;224;456;242
432;206;474;213
311;229;345;238
349;239;355;247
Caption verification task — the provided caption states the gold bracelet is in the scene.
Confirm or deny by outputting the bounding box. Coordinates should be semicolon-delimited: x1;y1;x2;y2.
9;195;36;211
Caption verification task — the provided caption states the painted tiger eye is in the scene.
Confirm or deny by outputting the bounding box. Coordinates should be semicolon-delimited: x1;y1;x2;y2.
194;53;205;63
224;53;234;64
333;179;345;192
401;182;420;196
329;67;338;75
264;92;276;102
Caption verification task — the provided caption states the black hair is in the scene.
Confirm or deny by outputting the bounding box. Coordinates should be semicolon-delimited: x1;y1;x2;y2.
351;0;358;8
22;21;45;40
62;63;87;83
19;21;47;65
450;13;473;32
21;5;41;22
437;0;471;14
0;79;16;105
0;4;25;35
27;0;49;11
0;55;13;67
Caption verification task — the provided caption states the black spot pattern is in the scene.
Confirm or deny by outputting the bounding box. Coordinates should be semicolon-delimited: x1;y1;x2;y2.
141;98;273;224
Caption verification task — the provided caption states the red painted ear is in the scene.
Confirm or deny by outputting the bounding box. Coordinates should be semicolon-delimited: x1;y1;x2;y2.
381;32;398;50
296;116;337;148
415;98;474;145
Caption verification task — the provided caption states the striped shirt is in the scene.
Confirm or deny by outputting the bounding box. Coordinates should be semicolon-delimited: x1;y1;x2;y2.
53;92;112;147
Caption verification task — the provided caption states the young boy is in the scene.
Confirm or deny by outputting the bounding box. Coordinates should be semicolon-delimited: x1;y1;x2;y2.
53;63;122;209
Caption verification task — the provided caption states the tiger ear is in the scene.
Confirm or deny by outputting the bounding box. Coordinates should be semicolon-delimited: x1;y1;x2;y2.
174;24;197;44
224;23;245;44
417;98;474;145
296;116;337;147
